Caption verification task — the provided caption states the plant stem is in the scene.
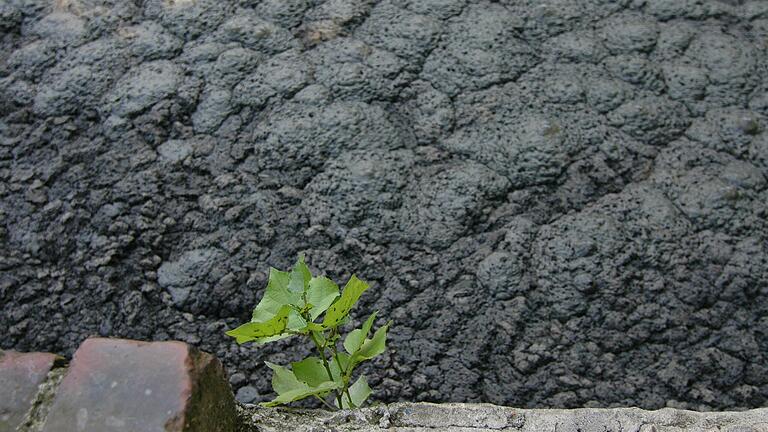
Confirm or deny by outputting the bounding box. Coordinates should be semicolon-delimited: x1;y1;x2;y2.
309;331;343;408
313;394;338;411
329;341;354;407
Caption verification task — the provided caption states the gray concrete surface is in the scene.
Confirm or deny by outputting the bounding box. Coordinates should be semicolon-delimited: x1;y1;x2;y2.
1;0;767;410
240;402;768;431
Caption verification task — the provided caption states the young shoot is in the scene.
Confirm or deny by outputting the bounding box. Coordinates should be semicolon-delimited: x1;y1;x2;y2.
225;256;390;409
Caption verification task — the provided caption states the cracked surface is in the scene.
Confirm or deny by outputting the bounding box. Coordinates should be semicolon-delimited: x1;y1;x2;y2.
1;0;767;410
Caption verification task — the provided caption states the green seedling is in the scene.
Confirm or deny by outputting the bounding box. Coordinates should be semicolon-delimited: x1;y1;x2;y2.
226;256;391;410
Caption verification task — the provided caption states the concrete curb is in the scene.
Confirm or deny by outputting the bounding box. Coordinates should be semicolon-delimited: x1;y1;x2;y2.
239;402;768;432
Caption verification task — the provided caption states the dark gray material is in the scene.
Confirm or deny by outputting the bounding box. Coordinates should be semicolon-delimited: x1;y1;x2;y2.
1;0;767;411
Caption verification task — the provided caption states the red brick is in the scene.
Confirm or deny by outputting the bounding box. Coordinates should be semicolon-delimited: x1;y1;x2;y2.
41;338;237;432
0;351;63;432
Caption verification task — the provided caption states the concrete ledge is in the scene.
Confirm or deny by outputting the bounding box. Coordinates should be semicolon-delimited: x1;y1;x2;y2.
240;402;768;432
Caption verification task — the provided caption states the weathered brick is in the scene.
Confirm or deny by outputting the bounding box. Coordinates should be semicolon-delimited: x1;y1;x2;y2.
0;351;63;432
41;338;237;432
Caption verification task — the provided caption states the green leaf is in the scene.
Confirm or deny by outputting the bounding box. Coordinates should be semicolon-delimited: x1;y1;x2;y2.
336;315;351;327
226;305;292;344
267;267;290;292
249;309;308;346
287;309;308;330
322;275;369;328
261;381;340;407
251;268;302;322
348;375;372;407
250;333;292;346
343;311;378;355
307;323;326;332
288;255;312;293
351;322;390;366
292;357;337;387
307;276;340;320
264;361;304;395
263;360;340;407
336;375;372;409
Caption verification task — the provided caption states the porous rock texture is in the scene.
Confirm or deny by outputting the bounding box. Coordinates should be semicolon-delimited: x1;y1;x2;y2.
1;0;767;411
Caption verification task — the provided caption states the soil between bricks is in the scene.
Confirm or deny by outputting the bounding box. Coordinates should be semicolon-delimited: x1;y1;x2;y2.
1;0;767;411
0;351;64;431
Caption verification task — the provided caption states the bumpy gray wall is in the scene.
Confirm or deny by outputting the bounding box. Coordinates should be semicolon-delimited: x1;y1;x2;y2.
1;0;767;411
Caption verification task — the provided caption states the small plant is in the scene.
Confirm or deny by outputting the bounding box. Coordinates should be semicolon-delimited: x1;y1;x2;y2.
226;256;390;410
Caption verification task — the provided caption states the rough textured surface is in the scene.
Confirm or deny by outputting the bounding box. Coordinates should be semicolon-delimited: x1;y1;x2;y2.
240;402;768;431
15;366;66;432
40;338;237;432
0;351;63;432
1;0;767;411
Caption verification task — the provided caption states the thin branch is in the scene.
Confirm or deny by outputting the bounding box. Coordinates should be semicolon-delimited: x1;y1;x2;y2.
313;394;338;411
329;330;355;408
309;331;343;408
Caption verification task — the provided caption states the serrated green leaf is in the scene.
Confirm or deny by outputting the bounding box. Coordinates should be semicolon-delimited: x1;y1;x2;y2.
264;361;304;395
263;357;341;407
343;311;378;355
307;276;340;320
351;322;390;367
261;381;340;407
248;309;308;346
292;357;336;387
322;275;369;328
226;305;292;344
292;354;349;387
288;255;312;293
337;375;372;409
252;268;302;322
